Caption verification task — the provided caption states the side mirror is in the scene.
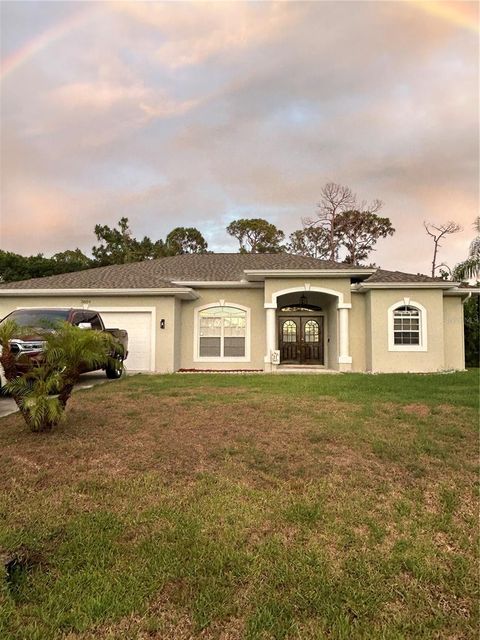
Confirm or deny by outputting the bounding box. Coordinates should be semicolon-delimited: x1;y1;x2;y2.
78;322;92;330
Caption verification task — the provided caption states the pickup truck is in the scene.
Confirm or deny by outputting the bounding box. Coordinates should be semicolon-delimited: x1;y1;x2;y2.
0;308;128;387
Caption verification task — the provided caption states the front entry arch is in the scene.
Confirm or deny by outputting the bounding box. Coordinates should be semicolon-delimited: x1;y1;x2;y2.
264;285;352;371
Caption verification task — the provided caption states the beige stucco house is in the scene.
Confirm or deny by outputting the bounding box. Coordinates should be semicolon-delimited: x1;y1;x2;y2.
0;253;470;374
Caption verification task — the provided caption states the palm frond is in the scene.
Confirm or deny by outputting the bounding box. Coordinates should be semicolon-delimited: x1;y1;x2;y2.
454;257;480;281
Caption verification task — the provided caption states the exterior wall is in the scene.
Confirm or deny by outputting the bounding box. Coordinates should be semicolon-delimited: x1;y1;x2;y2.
264;277;351;305
443;296;465;370
179;287;265;370
1;284;465;375
368;289;446;373
326;297;338;370
156;297;177;372
173;298;182;372
364;291;373;372
0;294;176;374
350;292;367;372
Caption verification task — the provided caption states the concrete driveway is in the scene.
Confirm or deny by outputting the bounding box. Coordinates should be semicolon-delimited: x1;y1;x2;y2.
0;371;117;418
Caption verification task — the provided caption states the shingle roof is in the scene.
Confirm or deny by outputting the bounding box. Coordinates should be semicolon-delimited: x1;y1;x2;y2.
0;253;440;290
364;269;441;283
0;253;360;289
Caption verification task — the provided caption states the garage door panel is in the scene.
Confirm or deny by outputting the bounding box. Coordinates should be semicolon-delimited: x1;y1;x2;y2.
99;311;152;372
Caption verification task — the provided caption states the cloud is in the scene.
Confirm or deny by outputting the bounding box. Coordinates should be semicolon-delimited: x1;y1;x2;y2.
113;1;299;68
0;0;477;275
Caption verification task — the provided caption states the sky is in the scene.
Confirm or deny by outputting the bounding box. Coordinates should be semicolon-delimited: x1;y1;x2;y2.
0;0;478;275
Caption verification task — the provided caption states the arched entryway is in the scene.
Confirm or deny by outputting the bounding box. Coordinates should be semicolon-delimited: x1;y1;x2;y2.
264;285;353;372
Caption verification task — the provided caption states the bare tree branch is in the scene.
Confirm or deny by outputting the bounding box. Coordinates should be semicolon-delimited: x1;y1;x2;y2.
424;221;463;277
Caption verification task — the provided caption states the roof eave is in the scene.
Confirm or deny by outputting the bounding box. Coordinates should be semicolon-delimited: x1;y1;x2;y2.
355;282;460;291
444;287;480;297
243;268;376;282
170;280;263;288
0;287;199;300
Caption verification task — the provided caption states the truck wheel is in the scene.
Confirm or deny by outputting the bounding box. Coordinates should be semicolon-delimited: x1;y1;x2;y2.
106;357;124;380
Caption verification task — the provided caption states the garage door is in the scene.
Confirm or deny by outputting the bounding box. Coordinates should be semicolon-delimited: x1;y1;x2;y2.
99;311;153;372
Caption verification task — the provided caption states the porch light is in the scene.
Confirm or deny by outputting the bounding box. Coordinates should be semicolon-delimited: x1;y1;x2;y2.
299;293;308;306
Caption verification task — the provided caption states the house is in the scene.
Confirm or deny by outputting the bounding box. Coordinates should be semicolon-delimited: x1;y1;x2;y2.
0;253;470;373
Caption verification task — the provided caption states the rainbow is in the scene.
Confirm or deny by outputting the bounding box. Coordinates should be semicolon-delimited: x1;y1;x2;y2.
1;1;477;82
1;5;99;81
406;0;479;33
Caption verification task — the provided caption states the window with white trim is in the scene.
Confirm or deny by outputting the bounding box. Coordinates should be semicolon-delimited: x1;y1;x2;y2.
198;306;247;358
388;300;427;352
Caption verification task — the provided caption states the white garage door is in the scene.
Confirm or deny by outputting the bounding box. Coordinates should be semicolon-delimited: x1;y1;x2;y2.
99;310;153;372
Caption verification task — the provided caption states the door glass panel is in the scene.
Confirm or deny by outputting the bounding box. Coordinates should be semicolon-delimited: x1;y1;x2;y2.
304;320;319;343
282;320;297;343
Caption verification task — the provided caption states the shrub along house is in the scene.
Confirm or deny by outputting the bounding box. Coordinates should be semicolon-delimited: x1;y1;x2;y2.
0;253;470;373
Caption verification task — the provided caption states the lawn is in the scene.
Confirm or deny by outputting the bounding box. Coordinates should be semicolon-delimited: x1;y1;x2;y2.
0;370;478;640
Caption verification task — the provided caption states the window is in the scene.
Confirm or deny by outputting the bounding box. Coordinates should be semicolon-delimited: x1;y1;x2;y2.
3;309;69;328
84;312;103;330
282;320;297;343
393;306;419;345
388;301;427;352
197;305;248;360
304;320;319;343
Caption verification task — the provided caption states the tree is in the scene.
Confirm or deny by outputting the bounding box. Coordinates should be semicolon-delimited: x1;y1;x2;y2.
226;218;285;253
453;217;480;281
335;210;395;265
0;249;92;283
424;221;463;278
52;249;92;270
463;293;480;368
92;217;165;265
92;217;138;265
0;321;116;432
304;182;384;261
288;227;330;259
304;182;356;260
165;227;208;254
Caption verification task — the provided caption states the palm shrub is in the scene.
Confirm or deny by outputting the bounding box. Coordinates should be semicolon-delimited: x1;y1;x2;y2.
454;217;480;281
0;321;116;432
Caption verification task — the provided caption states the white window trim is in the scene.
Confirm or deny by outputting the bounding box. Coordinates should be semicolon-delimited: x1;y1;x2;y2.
388;299;427;352
193;302;251;363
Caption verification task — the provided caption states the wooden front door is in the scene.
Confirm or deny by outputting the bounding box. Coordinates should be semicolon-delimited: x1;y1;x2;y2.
279;316;324;364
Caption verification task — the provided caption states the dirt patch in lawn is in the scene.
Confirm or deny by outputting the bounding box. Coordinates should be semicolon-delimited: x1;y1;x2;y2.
0;387;471;495
403;403;431;418
0;389;365;490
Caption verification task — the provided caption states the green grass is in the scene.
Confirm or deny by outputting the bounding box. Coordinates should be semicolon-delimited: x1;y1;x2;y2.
0;370;478;639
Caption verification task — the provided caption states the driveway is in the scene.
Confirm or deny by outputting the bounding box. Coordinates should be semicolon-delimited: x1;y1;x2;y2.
0;371;118;418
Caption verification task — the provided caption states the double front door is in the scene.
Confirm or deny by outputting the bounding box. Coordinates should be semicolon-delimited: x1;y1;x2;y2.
279;316;324;365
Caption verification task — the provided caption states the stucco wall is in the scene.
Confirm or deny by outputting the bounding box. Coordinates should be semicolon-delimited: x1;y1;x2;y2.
443;296;465;370
350;292;367;372
1;285;464;375
368;289;446;372
178;288;265;370
173;298;182;372
264;277;351;305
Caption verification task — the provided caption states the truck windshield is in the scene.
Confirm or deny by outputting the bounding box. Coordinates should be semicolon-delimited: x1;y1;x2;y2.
2;309;70;328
